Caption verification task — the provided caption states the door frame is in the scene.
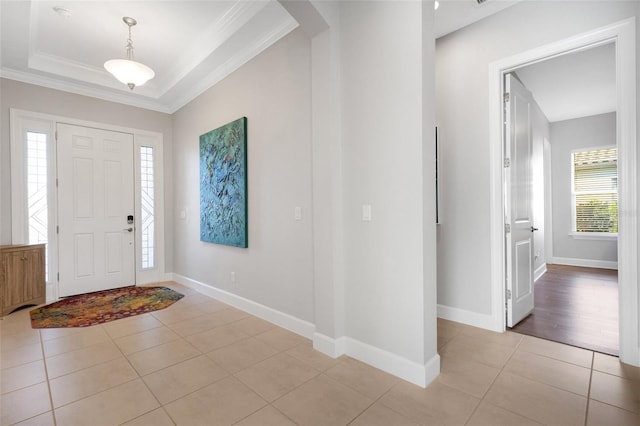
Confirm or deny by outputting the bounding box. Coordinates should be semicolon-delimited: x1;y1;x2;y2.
10;109;167;301
488;18;638;366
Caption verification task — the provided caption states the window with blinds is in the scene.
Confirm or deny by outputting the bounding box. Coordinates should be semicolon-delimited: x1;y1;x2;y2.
572;147;618;233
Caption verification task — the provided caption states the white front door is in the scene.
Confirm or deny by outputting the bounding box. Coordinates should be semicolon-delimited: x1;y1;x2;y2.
57;123;135;297
505;73;535;327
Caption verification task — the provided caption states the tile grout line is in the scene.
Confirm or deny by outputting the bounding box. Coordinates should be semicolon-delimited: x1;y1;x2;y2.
584;351;595;426
38;327;58;426
462;332;526;425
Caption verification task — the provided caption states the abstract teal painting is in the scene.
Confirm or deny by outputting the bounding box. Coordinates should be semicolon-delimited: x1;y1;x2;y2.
200;117;248;248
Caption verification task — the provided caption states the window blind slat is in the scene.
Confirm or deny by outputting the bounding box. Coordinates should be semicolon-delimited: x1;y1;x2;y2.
573;148;618;233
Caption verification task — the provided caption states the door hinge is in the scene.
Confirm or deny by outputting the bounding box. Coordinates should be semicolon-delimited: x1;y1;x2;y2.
504;92;510;103
504;158;511;168
56;225;59;234
55;131;58;141
506;289;512;300
505;223;511;234
56;178;59;188
57;272;60;281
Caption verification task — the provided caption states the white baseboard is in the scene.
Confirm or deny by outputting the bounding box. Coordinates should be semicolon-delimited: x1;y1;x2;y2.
534;263;547;282
551;257;618;270
174;272;441;388
437;304;502;332
313;332;440;388
172;273;315;339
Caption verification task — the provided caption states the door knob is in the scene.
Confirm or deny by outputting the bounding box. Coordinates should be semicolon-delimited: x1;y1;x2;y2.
123;227;133;232
531;226;539;232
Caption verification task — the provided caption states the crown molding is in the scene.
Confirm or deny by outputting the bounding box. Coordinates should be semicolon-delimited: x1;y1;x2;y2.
168;17;298;113
0;68;171;114
157;0;269;95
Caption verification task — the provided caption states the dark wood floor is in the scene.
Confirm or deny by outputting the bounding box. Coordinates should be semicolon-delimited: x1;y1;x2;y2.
510;264;619;356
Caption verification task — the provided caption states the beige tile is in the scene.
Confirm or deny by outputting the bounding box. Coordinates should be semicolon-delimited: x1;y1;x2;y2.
273;374;373;426
192;298;232;314
505;349;591;396
437;318;463;342
518;335;593;368
121;408;175;426
150;303;206;325
0;382;51;425
438;353;501;398
114;325;180;355
38;327;84;342
49;357;138;407
236;352;320;401
126;338;201;375
45;340;122;378
185;323;249;352
54;379;159;426
587;399;640;426
143;355;228;404
176;291;216;306
590;370;640;413
1;359;46;394
438;333;516;369
168;312;229;337
325;357;398;399
234;405;297;426
207;337;279;373
255;327;309;352
285;342;342;371
379;380;480;425
164;376;267;426
103;313;164;339
207;307;251;324
228;316;276;336
466;401;543;426
484;371;587;425
42;326;111;357
13;411;55;426
459;326;523;348
350;402;420;426
0;342;43;369
593;352;640;382
0;328;41;352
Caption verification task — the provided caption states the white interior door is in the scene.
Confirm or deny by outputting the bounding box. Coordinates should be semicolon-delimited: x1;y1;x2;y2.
505;73;535;327
57;123;135;297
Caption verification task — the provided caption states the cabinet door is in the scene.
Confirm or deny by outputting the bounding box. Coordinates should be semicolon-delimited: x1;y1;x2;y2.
1;251;26;310
23;248;45;301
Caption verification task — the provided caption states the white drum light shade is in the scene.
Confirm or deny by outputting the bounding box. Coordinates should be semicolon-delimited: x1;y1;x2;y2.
104;59;155;89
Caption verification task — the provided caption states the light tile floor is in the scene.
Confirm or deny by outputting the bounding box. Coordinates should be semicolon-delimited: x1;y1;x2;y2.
1;282;639;425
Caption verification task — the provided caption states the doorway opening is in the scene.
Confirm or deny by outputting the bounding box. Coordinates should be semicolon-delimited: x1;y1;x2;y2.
488;18;638;367
503;44;619;356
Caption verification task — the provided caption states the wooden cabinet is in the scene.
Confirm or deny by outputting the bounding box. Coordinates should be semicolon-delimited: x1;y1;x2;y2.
0;244;46;317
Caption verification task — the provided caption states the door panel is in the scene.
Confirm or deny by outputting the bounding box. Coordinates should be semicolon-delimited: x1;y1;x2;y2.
505;73;535;327
57;123;135;297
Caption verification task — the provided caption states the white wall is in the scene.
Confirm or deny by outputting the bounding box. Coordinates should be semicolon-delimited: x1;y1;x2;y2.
0;78;174;271
172;1;439;386
550;112;618;265
339;0;435;373
435;1;639;321
171;28;315;323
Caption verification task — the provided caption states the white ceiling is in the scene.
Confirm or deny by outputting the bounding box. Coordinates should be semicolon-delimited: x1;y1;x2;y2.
435;0;616;123
515;43;616;123
1;0;616;120
0;0;299;113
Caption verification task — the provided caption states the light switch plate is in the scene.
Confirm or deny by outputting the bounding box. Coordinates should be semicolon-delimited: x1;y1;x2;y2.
362;204;372;221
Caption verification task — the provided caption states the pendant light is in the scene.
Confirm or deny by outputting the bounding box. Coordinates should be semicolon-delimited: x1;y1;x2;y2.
104;17;155;90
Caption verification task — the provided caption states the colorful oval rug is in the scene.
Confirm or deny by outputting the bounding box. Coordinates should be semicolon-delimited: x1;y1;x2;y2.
30;286;184;328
